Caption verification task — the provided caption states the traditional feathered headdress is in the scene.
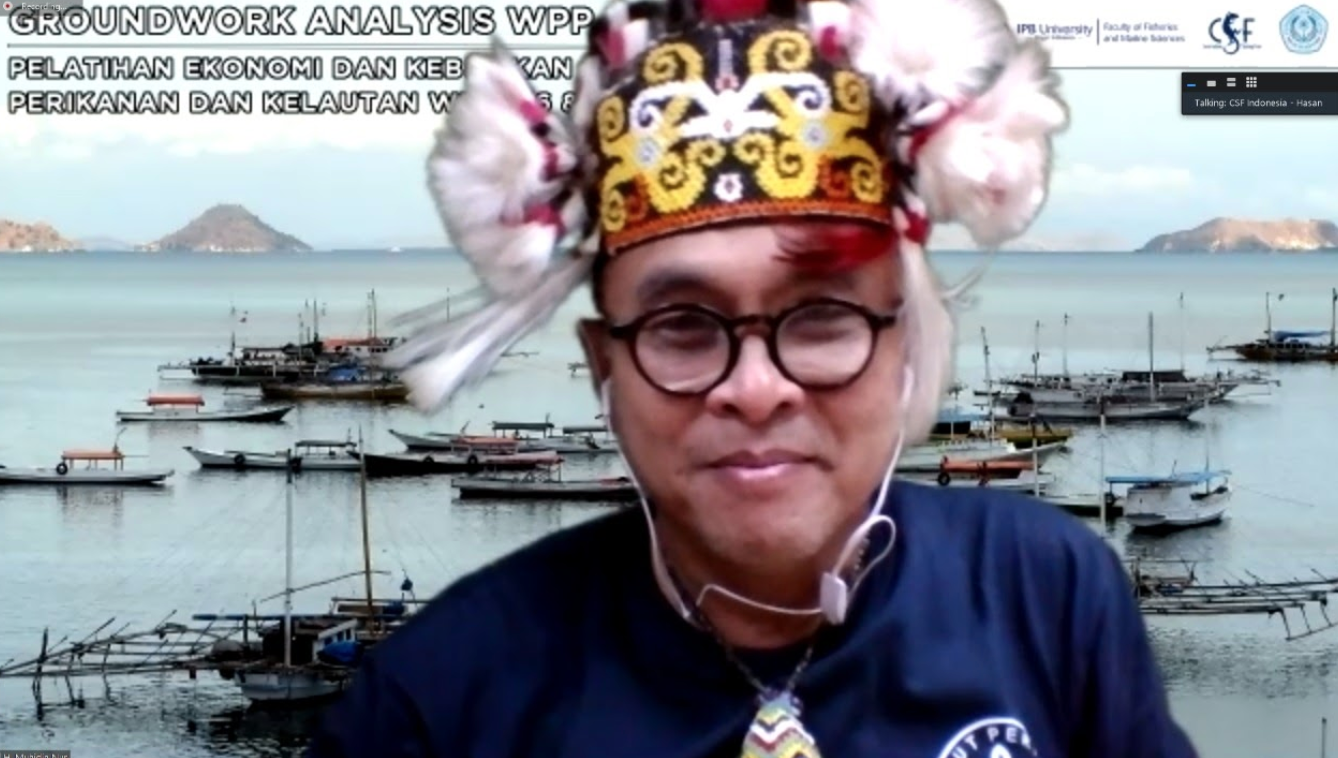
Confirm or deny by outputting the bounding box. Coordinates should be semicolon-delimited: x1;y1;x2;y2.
382;0;1068;411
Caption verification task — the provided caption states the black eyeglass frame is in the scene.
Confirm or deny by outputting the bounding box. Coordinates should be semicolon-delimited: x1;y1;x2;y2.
605;297;902;396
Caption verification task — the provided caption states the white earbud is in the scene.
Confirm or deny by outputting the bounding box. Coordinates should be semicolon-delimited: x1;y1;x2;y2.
815;362;914;624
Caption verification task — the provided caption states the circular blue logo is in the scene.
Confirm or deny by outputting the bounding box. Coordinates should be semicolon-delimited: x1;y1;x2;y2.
1281;4;1328;53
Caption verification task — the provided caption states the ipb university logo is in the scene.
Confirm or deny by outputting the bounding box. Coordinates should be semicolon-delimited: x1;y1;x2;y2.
1014;22;1094;42
1207;12;1259;54
1281;5;1327;53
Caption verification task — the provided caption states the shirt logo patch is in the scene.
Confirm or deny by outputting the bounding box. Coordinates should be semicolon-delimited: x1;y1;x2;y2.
936;717;1039;758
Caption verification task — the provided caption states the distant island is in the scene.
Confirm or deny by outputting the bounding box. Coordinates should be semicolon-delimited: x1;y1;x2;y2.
0;219;79;252
137;204;311;253
1137;217;1338;253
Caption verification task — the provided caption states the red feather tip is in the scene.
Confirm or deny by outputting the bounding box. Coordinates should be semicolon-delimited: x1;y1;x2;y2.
775;222;896;274
700;0;769;23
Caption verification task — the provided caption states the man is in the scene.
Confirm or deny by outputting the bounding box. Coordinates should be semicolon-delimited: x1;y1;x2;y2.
309;0;1198;755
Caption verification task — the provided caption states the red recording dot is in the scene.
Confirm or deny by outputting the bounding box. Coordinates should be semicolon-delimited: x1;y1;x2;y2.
2;3;13;10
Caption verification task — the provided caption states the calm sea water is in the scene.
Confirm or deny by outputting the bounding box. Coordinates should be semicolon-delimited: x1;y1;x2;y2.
2;250;1338;757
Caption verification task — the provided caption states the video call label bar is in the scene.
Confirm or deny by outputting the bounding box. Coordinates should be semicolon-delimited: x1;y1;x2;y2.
1181;72;1338;115
1182;92;1338;115
1182;71;1338;92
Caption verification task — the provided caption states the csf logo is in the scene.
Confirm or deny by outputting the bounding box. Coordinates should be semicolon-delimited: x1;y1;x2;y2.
1208;12;1257;53
1016;23;1037;34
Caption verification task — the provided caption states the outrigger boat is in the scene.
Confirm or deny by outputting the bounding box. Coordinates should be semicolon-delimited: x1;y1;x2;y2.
0;441;173;485
116;393;294;423
193;445;416;705
184;439;360;471
453;461;637;502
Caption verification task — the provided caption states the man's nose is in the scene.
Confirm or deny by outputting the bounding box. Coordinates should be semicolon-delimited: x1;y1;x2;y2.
703;335;804;425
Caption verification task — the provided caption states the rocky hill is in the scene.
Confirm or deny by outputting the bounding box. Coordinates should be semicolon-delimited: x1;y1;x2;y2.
0;218;79;252
139;204;311;252
1137;217;1338;253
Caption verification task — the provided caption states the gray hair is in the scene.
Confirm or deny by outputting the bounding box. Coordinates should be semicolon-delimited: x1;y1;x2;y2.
898;246;983;445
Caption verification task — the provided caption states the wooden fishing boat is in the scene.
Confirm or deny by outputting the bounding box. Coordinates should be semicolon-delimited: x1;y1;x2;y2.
1109;469;1231;534
116;393;293;423
0;447;173;485
991;424;1073;448
389;429;525;453
996;392;1207;422
1208;290;1338;363
927;407;1072;450
258;381;409;402
454;474;637;502
184;440;360;471
545;425;621;454
351;450;562;477
897;440;1066;474
905;459;1055;494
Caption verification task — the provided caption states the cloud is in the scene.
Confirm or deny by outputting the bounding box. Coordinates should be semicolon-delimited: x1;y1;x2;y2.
0;109;445;160
1301;187;1338;210
1051;163;1195;195
931;224;1130;252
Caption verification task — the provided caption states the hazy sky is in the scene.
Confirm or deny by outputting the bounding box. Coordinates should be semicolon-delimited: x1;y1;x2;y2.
3;10;1336;249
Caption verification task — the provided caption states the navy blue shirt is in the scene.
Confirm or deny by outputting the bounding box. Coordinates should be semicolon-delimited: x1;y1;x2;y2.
307;482;1197;758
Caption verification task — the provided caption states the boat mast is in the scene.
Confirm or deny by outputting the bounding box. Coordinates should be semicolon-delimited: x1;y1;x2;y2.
1031;321;1041;496
358;429;376;631
1098;397;1108;525
1148;312;1157;402
367;290;379;340
229;300;237;357
283;453;294;669
980;327;995;431
1178;292;1186;371
1330;288;1336;349
1061;313;1069;378
1032;320;1041;384
1265;291;1273;339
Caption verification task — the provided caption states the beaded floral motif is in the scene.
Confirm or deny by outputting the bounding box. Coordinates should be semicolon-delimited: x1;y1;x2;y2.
593;20;894;254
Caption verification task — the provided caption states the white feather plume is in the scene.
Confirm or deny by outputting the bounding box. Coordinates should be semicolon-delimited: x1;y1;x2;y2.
392;253;595;412
423;43;581;299
848;0;1015;106
380;39;593;412
912;41;1068;247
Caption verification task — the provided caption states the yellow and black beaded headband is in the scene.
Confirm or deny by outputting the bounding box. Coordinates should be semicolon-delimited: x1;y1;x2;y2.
382;0;1068;412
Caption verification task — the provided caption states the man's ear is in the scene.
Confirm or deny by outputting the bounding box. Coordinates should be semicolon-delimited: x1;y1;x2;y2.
576;318;611;397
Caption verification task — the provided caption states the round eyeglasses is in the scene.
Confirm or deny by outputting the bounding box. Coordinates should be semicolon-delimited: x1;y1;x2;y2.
606;298;901;396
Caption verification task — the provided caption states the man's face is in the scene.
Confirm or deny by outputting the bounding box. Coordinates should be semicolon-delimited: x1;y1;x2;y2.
582;224;907;571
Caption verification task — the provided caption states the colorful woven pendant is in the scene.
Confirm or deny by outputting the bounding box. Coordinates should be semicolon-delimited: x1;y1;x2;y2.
740;691;823;758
